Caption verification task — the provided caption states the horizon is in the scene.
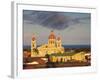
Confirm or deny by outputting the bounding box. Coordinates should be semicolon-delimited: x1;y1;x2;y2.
23;45;91;51
23;44;91;47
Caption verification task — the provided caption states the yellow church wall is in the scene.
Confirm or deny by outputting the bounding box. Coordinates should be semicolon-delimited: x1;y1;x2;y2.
50;56;71;62
37;46;64;57
66;56;71;60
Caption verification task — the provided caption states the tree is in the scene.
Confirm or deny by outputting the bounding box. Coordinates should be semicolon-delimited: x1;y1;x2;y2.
33;48;39;55
45;54;50;58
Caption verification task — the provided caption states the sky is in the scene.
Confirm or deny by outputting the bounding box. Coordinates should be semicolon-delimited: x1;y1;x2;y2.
23;10;91;46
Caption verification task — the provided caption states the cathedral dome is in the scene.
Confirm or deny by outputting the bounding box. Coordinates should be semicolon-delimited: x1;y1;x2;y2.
48;31;56;39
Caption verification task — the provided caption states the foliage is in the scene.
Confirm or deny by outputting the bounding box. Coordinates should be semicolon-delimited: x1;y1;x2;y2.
33;48;39;55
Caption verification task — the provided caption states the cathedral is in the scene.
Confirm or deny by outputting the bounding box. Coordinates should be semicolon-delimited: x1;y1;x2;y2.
31;31;65;57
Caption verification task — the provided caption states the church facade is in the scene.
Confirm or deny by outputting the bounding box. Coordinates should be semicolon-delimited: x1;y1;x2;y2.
31;31;65;57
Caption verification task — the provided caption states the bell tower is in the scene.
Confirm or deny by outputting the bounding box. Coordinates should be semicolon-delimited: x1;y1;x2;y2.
56;36;62;48
31;35;36;57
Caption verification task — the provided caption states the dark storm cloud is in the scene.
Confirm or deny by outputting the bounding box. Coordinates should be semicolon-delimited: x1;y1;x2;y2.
23;10;90;30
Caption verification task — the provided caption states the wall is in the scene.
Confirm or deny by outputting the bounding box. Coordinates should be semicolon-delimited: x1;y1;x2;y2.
0;0;100;80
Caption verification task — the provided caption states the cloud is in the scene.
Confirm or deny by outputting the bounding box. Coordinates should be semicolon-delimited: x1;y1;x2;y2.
23;10;90;30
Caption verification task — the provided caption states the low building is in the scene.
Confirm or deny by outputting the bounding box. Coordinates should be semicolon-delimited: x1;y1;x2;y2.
72;52;86;61
49;52;86;62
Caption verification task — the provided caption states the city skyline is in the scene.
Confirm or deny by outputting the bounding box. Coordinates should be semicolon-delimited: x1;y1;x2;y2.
23;10;91;46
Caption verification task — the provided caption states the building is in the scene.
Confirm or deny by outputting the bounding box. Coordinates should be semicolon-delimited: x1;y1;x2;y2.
50;52;86;63
71;52;86;61
31;35;37;57
31;31;65;57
